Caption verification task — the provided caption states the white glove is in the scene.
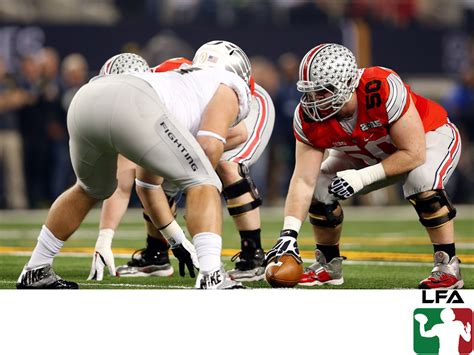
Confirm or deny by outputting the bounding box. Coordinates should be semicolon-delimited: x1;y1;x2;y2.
328;163;386;200
87;231;116;281
328;169;364;200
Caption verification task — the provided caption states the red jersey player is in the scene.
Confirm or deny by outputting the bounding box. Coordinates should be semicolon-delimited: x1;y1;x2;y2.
265;43;462;289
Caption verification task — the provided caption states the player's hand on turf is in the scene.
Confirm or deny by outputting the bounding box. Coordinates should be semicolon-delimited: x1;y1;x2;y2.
87;246;116;281
171;238;199;278
328;169;364;200
265;230;302;264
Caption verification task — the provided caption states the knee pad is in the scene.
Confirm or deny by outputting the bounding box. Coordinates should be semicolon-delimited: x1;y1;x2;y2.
222;163;262;216
308;200;344;228
407;189;456;229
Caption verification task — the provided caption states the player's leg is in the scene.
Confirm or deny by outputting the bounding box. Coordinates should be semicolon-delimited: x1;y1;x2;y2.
298;150;362;286
404;123;462;289
218;84;274;282
217;161;265;281
17;80;120;288
117;81;240;288
115;168;177;277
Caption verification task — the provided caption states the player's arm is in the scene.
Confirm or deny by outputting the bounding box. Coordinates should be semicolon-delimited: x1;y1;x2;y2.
329;97;425;200
266;141;324;263
285;141;324;223
223;121;248;151
197;84;239;168
382;97;425;176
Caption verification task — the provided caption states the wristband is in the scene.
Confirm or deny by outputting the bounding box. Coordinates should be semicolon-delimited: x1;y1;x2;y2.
197;130;226;144
279;229;298;239
283;215;302;234
359;163;386;186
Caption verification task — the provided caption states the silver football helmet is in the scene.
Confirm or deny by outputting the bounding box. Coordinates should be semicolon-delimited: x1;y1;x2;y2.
297;43;359;122
99;53;150;75
192;40;251;87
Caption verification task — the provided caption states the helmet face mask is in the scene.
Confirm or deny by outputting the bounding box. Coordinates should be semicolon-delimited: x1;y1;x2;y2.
100;53;150;75
192;40;251;87
297;44;359;122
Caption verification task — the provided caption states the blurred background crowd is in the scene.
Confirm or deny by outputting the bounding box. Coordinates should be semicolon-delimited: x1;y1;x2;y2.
0;0;473;209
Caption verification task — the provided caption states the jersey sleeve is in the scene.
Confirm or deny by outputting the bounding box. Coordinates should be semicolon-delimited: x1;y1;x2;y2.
293;105;312;146
384;71;410;124
216;69;251;126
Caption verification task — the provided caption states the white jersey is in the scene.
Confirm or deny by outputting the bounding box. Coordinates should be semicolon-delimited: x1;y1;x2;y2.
131;67;251;135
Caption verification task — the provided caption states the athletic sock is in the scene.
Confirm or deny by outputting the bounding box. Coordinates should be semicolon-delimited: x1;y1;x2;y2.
316;244;340;262
27;225;64;268
193;232;222;273
433;243;456;259
239;229;262;252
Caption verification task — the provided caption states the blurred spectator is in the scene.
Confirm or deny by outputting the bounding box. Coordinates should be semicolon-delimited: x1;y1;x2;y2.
0;57;29;209
18;54;49;208
0;0;120;24
39;48;73;199
249;56;280;203
52;53;89;197
443;68;474;202
268;52;299;205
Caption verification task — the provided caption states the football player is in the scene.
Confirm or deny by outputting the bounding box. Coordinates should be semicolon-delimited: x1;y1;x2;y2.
16;41;252;289
266;43;463;289
87;54;199;281
90;52;275;282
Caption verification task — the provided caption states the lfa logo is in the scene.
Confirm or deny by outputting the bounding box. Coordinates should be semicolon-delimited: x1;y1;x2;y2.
413;290;473;354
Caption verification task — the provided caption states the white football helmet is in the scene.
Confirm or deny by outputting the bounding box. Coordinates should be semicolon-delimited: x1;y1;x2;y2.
99;53;150;75
192;40;251;87
297;43;360;122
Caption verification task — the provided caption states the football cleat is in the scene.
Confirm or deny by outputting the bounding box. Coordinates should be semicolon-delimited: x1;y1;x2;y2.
16;264;79;289
195;266;245;289
228;248;266;282
116;248;174;277
418;251;463;289
298;249;345;286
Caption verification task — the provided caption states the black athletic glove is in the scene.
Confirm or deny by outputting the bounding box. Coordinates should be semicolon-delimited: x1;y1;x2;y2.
171;238;199;278
265;229;302;264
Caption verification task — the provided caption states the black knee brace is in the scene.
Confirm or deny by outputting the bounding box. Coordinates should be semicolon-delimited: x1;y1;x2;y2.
222;164;262;216
308;200;344;228
407;190;456;229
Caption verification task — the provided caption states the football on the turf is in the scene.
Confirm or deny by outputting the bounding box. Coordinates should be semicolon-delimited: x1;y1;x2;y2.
265;254;303;288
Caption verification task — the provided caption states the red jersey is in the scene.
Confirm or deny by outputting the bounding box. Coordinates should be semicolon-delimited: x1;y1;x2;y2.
150;57;192;73
293;66;448;165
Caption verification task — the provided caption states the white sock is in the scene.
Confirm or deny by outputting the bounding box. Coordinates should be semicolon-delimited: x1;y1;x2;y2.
193;232;222;273
96;228;114;249
159;220;186;247
27;225;64;269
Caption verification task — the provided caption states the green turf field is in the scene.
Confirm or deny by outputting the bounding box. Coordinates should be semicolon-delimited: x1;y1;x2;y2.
0;207;472;289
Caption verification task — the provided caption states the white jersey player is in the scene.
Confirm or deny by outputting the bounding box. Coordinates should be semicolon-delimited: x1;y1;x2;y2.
17;41;253;290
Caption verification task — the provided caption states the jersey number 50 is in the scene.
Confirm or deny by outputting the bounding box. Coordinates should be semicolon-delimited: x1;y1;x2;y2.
365;80;382;110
